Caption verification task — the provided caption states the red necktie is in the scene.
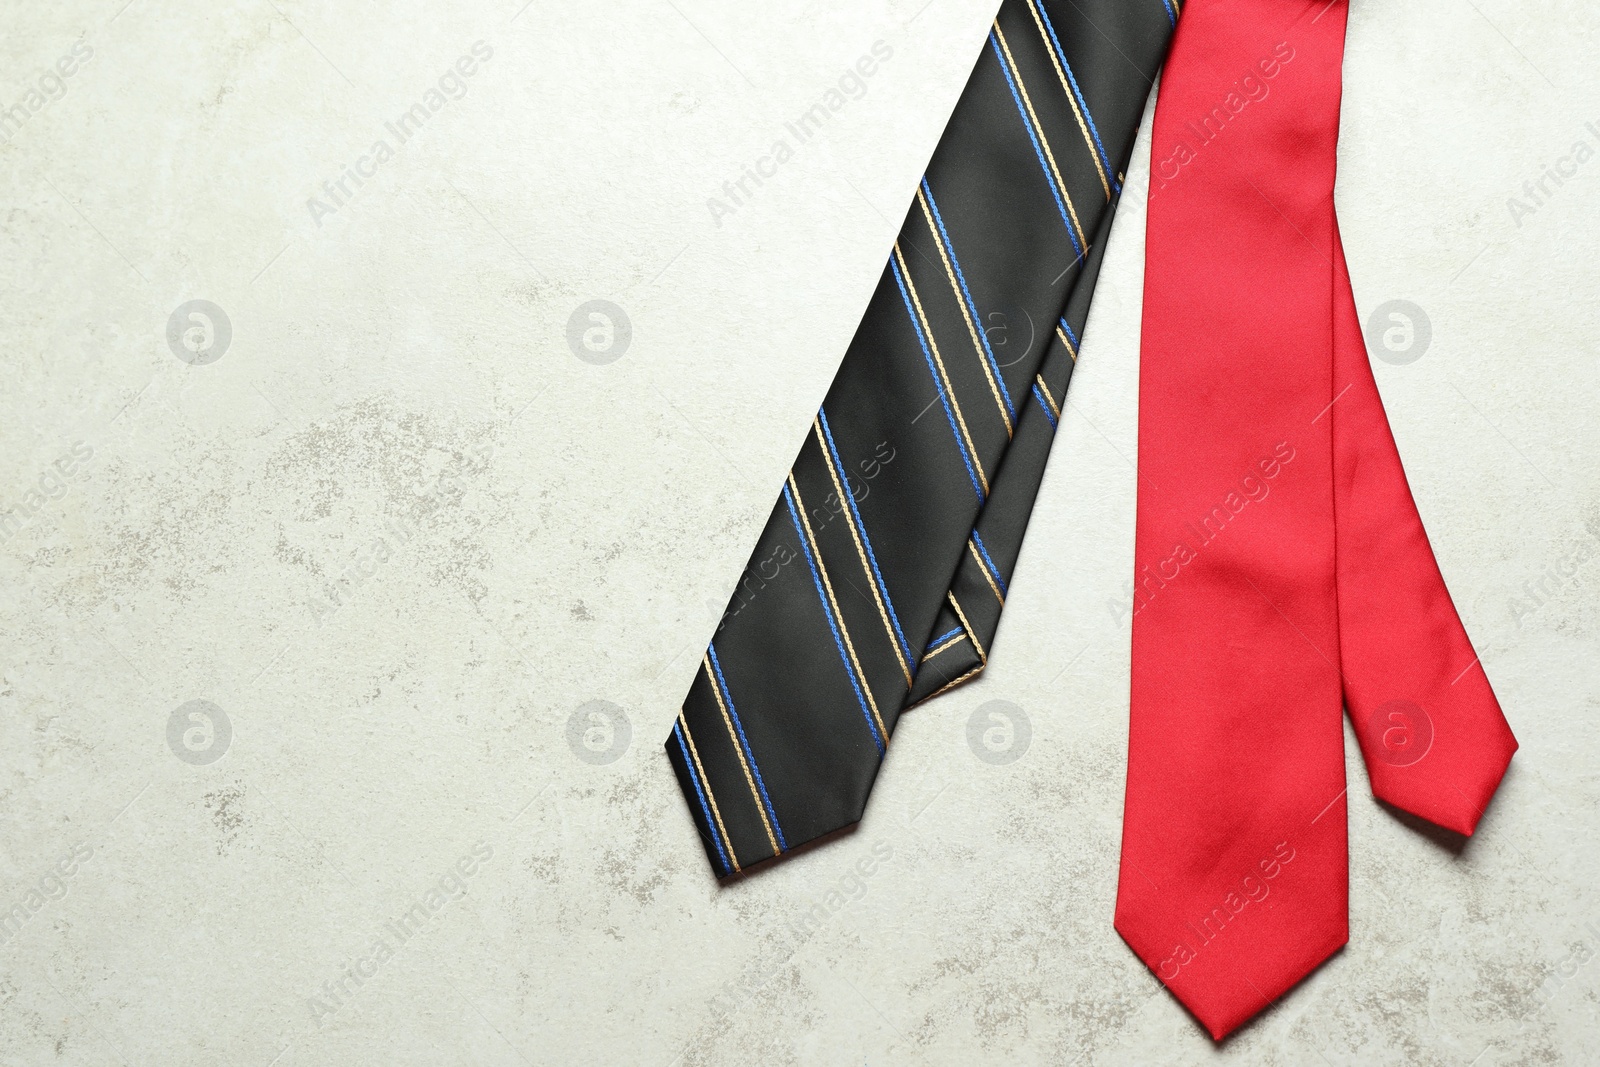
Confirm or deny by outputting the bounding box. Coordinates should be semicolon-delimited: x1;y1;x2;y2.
1117;0;1518;1039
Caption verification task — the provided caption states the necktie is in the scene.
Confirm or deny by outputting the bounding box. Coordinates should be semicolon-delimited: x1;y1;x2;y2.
1116;0;1518;1039
665;0;1177;875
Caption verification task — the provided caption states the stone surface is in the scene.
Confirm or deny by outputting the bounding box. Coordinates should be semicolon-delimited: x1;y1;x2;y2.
1;0;1596;1064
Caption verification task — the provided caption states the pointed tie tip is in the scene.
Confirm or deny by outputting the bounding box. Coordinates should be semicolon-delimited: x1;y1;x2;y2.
1368;730;1517;839
1116;918;1350;1042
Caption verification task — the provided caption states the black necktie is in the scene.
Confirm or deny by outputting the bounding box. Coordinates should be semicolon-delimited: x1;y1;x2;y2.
666;0;1178;876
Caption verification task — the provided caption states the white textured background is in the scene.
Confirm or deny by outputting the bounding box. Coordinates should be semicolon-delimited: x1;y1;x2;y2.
2;0;1597;1063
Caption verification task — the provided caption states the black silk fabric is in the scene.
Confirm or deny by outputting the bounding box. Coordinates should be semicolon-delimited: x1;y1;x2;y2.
666;0;1177;876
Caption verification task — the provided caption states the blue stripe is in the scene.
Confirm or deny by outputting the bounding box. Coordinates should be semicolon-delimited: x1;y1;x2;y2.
989;33;1083;258
1033;0;1118;190
926;627;963;651
1032;383;1059;430
971;529;1009;596
707;642;788;851
781;484;886;756
1159;0;1178;28
921;177;1015;418
889;254;985;504
674;721;730;874
1058;316;1080;351
817;408;914;665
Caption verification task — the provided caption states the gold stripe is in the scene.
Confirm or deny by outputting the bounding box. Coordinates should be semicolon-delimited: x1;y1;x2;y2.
916;188;1013;437
905;664;986;712
893;242;989;496
969;540;1006;607
929;664;985;701
813;420;913;689
1023;0;1112;200
788;473;890;744
923;633;967;661
703;655;779;858
934;591;985;668
947;591;987;665
993;21;1087;251
678;710;740;873
1034;374;1061;419
1053;325;1078;362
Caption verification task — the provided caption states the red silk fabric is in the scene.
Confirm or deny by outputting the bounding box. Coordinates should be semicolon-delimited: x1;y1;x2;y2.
1117;0;1518;1039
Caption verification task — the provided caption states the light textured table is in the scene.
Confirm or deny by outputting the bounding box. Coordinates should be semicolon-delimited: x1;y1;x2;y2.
2;1;1596;1063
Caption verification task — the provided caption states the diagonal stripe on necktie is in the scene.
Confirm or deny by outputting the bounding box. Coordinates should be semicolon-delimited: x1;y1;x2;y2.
665;0;1178;876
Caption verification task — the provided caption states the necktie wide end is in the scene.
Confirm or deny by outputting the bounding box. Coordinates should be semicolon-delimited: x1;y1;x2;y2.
1115;910;1349;1042
665;731;747;878
664;714;878;879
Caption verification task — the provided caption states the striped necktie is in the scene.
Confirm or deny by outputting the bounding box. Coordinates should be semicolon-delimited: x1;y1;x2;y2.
665;0;1178;876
